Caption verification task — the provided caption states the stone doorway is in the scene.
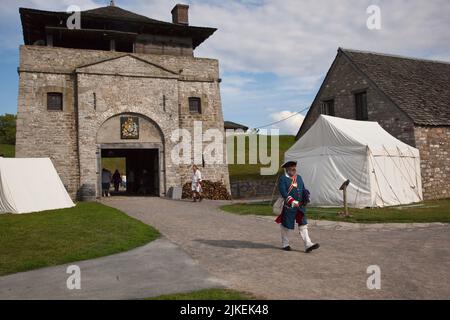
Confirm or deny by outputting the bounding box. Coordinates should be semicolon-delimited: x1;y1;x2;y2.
99;145;161;197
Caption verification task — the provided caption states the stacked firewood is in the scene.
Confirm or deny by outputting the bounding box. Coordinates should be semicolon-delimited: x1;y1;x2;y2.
182;180;232;200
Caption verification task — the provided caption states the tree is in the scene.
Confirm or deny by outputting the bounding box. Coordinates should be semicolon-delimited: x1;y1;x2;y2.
0;113;17;145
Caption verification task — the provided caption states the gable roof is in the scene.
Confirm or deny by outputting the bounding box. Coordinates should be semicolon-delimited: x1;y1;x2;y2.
224;121;249;131
341;48;450;126
82;5;171;25
296;48;450;139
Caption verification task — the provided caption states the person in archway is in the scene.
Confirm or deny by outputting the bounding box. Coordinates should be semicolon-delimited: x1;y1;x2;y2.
191;165;203;202
275;161;319;253
101;168;112;197
112;169;122;193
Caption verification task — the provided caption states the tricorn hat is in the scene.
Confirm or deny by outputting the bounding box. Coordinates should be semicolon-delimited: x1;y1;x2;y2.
281;160;297;168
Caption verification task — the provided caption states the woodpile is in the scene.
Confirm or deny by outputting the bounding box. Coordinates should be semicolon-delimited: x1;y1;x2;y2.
182;180;232;200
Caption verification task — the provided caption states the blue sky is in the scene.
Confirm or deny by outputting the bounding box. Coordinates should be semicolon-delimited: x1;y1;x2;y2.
1;0;449;134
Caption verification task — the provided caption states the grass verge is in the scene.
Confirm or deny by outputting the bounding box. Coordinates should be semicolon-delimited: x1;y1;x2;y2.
220;199;450;223
0;202;160;276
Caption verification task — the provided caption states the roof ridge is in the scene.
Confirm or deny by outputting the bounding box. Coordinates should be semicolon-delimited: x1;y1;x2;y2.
339;47;450;66
82;5;171;25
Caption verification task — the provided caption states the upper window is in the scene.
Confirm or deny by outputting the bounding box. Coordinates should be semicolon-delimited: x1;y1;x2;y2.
355;91;368;120
320;99;335;116
189;97;201;114
47;92;63;111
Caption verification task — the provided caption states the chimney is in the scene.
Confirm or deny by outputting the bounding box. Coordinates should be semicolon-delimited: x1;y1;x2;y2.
171;4;189;25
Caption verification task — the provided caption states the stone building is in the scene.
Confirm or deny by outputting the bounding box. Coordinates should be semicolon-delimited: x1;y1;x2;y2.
296;48;450;200
15;3;230;199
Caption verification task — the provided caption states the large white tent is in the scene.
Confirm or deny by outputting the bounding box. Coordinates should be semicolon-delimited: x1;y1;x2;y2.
0;158;75;214
285;115;423;208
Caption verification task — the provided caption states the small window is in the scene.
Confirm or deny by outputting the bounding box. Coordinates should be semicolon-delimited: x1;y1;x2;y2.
320;99;335;116
189;97;201;114
47;92;63;111
355;91;368;120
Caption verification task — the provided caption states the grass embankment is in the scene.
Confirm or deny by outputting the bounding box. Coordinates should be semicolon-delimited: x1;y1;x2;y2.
227;135;295;181
0;144;15;157
220;199;450;223
0;202;160;276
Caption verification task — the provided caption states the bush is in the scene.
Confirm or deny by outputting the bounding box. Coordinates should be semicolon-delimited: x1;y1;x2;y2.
0;113;16;145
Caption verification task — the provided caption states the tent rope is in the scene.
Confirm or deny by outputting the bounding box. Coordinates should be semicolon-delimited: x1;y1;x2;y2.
369;148;402;205
352;148;369;206
400;146;422;199
382;145;421;199
368;150;386;206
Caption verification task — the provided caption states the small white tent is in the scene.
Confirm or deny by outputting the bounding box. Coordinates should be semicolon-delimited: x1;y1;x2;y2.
0;158;75;214
285;115;423;208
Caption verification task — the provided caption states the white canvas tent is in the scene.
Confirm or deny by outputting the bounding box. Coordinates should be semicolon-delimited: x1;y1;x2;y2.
285;115;423;208
0;158;75;214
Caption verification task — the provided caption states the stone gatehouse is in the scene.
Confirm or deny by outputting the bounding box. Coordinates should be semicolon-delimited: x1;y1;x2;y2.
296;48;450;200
15;4;230;199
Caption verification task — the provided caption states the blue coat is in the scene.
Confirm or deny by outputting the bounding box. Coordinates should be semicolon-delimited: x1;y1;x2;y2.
278;174;308;229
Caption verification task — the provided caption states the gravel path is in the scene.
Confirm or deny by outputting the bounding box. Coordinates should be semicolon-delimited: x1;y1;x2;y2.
103;197;450;299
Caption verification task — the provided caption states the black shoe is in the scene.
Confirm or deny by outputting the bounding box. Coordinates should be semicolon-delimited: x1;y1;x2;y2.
306;243;320;253
282;246;291;251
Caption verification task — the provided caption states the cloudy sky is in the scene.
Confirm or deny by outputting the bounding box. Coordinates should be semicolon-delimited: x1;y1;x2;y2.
0;0;449;134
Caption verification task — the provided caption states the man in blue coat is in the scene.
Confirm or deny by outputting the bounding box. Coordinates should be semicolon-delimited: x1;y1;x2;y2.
276;160;320;252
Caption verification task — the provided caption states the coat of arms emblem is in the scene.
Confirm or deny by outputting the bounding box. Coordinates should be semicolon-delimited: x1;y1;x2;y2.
120;116;139;139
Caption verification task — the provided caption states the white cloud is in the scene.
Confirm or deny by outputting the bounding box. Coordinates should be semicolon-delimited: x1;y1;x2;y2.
269;111;305;135
1;0;449;123
191;0;450;78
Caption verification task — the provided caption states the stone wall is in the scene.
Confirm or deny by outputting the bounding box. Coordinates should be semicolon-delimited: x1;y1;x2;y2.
298;53;416;146
414;126;450;200
231;179;278;199
16;45;230;199
15;72;80;196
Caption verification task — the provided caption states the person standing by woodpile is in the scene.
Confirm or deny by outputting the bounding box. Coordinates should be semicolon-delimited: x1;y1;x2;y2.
191;165;203;202
275;161;320;252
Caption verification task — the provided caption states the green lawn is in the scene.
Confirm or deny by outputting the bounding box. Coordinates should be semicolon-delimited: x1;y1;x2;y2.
102;157;126;174
0;202;160;276
0;144;15;157
220;199;450;223
228;135;295;181
147;288;256;300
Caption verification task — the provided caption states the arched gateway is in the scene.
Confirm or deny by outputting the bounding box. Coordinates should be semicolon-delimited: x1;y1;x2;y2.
97;113;165;197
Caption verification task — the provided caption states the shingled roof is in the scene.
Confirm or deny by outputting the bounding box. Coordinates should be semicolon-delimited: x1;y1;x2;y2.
340;48;450;126
19;6;216;49
82;5;172;25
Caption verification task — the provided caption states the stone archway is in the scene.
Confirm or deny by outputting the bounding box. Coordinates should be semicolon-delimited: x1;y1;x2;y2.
96;113;165;197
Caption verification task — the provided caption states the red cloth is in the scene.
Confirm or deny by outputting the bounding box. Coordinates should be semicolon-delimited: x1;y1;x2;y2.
275;206;304;225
